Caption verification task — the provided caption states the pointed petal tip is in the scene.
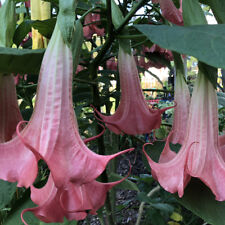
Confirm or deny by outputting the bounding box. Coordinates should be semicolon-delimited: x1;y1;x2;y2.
83;123;105;144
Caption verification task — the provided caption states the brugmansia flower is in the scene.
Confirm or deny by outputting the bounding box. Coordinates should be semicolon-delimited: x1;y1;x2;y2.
21;173;129;223
152;0;183;25
93;46;173;135
0;75;37;187
83;13;104;39
144;71;225;200
16;22;133;188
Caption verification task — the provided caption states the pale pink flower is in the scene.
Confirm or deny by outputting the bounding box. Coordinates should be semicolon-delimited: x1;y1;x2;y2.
152;0;183;25
93;46;173;135
144;72;225;200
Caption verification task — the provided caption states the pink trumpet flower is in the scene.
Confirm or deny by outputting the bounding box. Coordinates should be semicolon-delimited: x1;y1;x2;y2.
106;57;117;71
16;22;133;188
152;0;183;25
83;13;104;39
93;46;174;135
144;71;225;200
0;75;37;187
170;70;190;144
21;172;129;223
25;0;30;8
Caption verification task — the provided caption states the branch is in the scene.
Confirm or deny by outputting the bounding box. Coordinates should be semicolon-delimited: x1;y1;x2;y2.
116;0;147;33
135;186;161;225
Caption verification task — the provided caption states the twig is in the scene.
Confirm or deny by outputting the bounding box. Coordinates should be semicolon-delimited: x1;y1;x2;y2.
135;185;161;225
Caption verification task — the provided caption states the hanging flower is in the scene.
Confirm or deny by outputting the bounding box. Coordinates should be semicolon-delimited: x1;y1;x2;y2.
144;71;225;200
0;74;37;187
15;22;133;189
25;0;30;8
106;57;117;71
152;0;183;25
21;172;129;223
93;46;173;135
83;13;105;39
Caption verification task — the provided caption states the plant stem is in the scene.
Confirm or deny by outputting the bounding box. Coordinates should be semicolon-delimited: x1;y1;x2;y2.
115;0;147;33
142;88;174;93
135;185;161;225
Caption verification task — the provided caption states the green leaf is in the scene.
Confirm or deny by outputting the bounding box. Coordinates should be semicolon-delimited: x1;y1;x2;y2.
71;20;83;71
182;0;207;26
58;0;77;46
108;173;140;191
13;20;32;47
178;178;225;225
199;0;225;24
172;52;184;76
31;18;56;39
218;92;225;107
0;180;17;209
151;203;174;213
101;0;124;29
0;0;16;47
0;47;44;74
135;24;225;70
182;0;217;87
4;198;76;225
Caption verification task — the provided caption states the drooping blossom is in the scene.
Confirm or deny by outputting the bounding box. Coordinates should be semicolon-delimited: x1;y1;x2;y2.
21;172;129;223
152;0;183;25
144;71;225;200
170;66;190;144
135;45;173;70
0;75;37;187
25;0;30;8
16;22;133;188
14;74;28;85
83;13;105;39
106;57;117;71
93;46;174;135
76;64;84;74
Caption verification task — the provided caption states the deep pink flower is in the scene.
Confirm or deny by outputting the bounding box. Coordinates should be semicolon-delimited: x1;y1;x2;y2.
14;74;27;85
106;57;117;71
93;46;173;135
21;172;129;223
75;64;84;74
25;0;30;8
144;71;225;200
83;13;104;39
152;0;183;25
135;45;173;70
